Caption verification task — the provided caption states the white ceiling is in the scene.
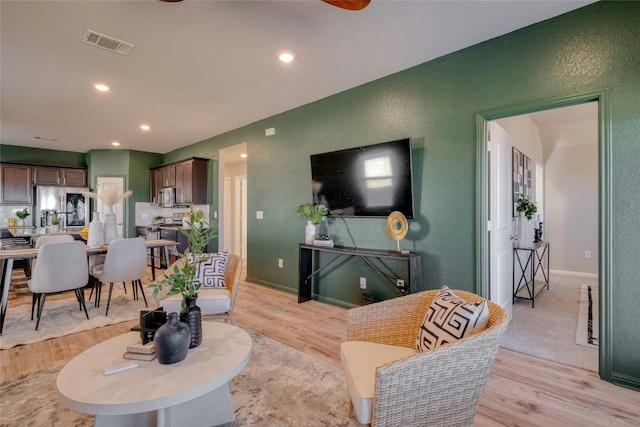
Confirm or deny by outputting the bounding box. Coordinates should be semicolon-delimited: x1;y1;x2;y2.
1;0;594;155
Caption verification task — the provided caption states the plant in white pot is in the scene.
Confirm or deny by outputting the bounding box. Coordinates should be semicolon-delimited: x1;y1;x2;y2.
297;203;328;244
149;210;217;349
516;195;537;247
15;208;30;226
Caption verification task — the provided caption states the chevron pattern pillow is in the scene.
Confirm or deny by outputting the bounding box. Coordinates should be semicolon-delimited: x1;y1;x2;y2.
196;251;229;288
416;285;489;352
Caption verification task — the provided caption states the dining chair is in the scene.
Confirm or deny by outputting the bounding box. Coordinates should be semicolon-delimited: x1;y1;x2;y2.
31;234;75;273
27;240;90;330
92;237;148;316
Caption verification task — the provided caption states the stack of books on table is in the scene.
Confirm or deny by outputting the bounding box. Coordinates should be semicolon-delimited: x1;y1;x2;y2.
123;342;156;361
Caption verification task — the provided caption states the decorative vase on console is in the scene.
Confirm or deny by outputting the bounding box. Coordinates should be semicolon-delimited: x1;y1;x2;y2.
180;295;202;348
305;221;316;245
87;212;104;248
103;204;118;244
517;212;534;248
297;203;328;245
153;312;191;364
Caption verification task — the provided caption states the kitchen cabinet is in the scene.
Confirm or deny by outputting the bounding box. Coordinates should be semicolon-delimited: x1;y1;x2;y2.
62;168;87;186
33;166;61;185
150;157;208;205
175;158;208;204
1;163;33;204
33;166;86;187
149;169;163;203
162;165;176;188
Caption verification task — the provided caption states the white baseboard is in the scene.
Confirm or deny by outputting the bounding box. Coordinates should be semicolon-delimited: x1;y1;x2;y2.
550;269;598;278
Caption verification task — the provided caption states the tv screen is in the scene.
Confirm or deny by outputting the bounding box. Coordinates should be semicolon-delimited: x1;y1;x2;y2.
310;138;414;218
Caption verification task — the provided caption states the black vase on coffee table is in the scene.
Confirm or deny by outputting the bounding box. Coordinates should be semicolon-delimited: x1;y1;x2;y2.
154;312;190;364
181;295;202;348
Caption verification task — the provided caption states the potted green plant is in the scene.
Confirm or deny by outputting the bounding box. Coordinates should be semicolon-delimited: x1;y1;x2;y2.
149;210;217;307
516;195;537;220
516;195;537;247
15;208;30;226
51;215;61;231
297;203;328;244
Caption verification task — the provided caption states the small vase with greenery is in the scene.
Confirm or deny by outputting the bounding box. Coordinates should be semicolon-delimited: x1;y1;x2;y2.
15;208;30;225
297;203;328;244
51;216;61;227
516;195;537;220
297;203;328;225
149;210;217;308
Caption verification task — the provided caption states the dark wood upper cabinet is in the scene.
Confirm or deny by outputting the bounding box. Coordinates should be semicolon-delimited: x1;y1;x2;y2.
162;165;176;188
175;158;208;204
1;163;33;205
151;157;208;205
33;166;61;186
62;168;87;187
33;166;86;187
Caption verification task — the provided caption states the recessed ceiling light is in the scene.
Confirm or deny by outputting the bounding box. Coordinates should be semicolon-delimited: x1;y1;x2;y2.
140;124;151;131
240;153;248;158
111;141;121;146
94;84;110;92
278;51;295;63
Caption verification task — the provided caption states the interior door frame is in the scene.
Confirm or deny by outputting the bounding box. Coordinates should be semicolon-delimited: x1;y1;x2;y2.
475;89;611;381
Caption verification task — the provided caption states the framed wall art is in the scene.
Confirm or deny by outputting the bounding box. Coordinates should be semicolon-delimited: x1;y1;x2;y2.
512;147;524;217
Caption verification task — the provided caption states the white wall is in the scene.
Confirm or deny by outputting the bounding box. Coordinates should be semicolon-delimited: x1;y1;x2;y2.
542;118;598;275
224;160;247;255
498;107;598;275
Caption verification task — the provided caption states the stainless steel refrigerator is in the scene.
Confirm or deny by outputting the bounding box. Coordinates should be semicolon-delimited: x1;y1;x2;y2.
35;186;90;229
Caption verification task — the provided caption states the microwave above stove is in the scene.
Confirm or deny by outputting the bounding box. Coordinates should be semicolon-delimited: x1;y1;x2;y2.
158;187;175;208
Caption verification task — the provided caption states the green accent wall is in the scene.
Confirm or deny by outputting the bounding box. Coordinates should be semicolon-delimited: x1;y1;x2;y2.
2;2;637;389
0;144;86;168
86;149;163;237
160;2;640;389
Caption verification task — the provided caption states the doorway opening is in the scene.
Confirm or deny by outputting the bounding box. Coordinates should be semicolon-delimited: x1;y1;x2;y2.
476;91;611;379
219;143;248;277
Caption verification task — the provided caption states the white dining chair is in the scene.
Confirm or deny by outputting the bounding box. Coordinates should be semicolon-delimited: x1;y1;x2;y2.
30;234;75;275
27;240;90;330
92;237;148;316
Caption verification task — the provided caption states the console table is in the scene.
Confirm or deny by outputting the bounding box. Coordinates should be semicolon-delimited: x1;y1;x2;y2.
513;242;550;308
298;244;421;303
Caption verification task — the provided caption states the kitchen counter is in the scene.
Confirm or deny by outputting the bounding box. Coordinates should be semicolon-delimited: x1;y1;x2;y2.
6;227;83;239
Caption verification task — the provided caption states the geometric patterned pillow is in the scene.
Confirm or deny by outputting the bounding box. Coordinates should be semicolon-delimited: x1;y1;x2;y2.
416;285;489;352
195;251;229;288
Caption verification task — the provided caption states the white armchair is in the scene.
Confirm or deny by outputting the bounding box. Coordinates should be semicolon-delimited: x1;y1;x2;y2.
159;253;243;323
341;289;508;427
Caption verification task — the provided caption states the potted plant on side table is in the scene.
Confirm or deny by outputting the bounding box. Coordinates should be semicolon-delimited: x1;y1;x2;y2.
516;195;538;247
149;210;217;353
297;203;328;245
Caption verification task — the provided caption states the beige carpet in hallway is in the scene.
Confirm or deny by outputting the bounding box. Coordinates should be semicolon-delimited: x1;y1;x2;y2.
500;273;598;372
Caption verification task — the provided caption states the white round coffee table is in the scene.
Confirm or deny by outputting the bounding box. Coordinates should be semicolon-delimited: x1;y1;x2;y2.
56;321;252;427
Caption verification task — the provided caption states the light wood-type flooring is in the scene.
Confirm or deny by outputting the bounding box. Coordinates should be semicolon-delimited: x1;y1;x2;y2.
1;267;638;426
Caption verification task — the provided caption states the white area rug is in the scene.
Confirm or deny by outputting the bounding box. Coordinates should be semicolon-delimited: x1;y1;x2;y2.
576;284;599;348
0;285;162;350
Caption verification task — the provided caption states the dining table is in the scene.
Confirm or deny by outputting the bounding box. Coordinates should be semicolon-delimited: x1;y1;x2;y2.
0;238;178;335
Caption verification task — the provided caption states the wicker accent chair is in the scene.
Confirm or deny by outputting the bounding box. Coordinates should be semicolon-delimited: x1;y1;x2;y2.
158;254;243;323
341;289;508;427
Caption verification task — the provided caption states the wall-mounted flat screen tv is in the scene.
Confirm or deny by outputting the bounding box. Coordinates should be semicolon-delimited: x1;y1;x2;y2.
310;138;414;218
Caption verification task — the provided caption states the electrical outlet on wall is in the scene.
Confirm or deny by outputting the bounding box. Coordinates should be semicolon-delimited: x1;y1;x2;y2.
584;251;592;259
359;277;367;289
278;258;283;268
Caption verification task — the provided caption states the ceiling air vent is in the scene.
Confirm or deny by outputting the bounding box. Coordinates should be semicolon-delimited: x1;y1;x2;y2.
82;30;135;56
